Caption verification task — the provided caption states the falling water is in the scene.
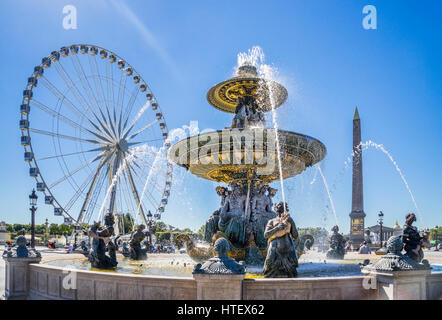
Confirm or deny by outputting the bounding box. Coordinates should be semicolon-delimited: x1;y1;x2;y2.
362;140;422;222
334;140;422;223
136;144;167;219
317;165;339;226
236;46;287;207
97;148;139;221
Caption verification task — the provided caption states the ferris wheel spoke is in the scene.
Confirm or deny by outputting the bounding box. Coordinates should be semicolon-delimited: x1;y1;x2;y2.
29;99;97;138
70;55;102;115
116;69;128;122
123;119;158;141
121;170;137;215
29;128;101;145
121;86;140;128
82;167;107;225
125;163;148;226
48;153;104;189
131;162;165;195
88;55;108;111
53;62;99;121
86;112;115;143
36;146;105;161
64;168;97;212
128;138;165;148
39;76;88;121
130;164;161;206
131;156;168;181
105;62;115;116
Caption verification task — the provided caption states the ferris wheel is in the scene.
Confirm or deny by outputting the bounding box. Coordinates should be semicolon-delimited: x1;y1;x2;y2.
19;44;173;232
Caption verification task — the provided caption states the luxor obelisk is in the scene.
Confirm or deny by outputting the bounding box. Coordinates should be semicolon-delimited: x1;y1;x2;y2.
349;107;366;248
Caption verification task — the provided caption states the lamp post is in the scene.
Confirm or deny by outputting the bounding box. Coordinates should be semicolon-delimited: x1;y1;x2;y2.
29;189;38;249
435;226;439;251
147;211;153;252
378;211;384;248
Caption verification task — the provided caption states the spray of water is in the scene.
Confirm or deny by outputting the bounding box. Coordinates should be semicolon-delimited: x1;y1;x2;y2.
136;144;167;220
236;46;287;208
331;140;422;223
362;140;422;222
97;148;140;221
317;165;338;226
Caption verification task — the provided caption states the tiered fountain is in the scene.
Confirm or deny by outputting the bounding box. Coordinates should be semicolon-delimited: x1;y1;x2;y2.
169;60;326;264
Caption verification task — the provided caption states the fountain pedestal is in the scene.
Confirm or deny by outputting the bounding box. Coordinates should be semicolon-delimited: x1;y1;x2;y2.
362;235;432;300
193;273;245;300
3;257;42;300
363;268;431;300
2;236;41;300
192;238;246;300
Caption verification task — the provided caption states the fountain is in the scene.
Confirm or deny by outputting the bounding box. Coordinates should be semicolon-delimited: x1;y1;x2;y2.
169;52;326;264
5;48;441;300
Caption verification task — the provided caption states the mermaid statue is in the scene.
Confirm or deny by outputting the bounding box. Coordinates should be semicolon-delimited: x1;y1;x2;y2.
263;202;299;278
88;212;119;269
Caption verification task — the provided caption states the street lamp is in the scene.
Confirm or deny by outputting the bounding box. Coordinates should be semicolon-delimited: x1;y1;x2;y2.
29;189;38;248
147;211;153;252
435;226;439;251
378;211;384;248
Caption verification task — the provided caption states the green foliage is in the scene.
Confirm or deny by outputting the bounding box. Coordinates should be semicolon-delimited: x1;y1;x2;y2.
116;213;134;234
196;224;205;240
152;221;167;235
430;227;442;243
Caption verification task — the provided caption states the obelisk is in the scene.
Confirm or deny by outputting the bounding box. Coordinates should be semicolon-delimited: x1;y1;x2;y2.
349;107;366;248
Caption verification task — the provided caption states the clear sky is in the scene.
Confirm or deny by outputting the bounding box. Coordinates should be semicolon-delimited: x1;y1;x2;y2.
0;0;441;234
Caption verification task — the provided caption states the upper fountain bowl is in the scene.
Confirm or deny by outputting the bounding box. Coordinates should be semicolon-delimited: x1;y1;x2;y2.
206;64;288;114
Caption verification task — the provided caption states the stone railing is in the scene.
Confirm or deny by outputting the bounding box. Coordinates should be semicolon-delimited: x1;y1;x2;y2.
28;264;197;300
3;260;440;300
243;276;375;300
426;273;442;300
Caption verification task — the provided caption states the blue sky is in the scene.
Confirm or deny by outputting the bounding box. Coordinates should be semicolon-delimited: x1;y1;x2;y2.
0;0;441;234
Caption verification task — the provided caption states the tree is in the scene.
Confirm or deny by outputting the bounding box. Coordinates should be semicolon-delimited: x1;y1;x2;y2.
196;224;205;240
49;223;59;235
35;225;46;235
152;221;167;235
58;224;73;235
430;226;442;244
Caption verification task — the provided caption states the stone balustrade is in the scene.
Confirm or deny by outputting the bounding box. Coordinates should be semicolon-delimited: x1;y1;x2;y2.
2;261;440;300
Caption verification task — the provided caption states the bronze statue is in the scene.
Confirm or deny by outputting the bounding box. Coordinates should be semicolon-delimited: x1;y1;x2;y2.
263;202;299;278
231;96;250;128
218;183;248;246
402;213;425;263
128;224;148;260
326;225;346;260
88;213;119;269
251;184;276;248
247;98;265;127
204;186;228;242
